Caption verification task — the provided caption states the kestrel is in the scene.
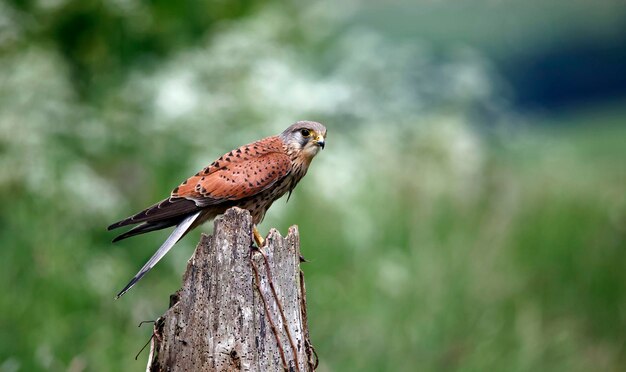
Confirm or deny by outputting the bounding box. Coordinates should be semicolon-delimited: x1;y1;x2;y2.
109;121;326;298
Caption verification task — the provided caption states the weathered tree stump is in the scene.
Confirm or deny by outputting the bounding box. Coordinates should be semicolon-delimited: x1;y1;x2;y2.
146;207;316;372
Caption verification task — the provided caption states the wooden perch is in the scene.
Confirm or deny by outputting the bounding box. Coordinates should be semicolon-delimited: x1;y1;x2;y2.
146;207;317;371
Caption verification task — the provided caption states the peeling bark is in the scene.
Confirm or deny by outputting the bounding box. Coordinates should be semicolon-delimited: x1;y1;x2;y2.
147;207;316;372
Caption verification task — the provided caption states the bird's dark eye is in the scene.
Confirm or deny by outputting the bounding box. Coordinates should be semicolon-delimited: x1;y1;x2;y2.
300;129;311;137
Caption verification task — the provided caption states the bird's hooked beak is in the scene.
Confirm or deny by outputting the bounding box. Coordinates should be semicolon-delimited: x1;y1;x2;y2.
315;133;325;149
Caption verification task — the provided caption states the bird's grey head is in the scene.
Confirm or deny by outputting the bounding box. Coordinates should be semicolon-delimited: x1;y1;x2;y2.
280;121;327;158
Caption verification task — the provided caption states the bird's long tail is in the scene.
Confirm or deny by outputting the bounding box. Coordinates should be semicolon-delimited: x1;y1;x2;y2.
115;211;202;299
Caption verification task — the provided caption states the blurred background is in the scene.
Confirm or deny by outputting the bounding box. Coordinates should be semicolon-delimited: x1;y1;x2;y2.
1;0;625;371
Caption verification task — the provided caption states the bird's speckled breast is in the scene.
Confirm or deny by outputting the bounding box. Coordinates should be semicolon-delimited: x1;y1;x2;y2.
239;149;311;224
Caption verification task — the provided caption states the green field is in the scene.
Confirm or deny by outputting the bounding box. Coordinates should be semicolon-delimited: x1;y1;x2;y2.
2;115;624;371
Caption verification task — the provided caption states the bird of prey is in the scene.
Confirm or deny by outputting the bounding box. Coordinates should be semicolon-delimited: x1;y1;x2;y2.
109;121;326;298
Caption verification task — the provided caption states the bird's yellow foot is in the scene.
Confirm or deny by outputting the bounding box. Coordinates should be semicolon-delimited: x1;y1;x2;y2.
253;225;265;247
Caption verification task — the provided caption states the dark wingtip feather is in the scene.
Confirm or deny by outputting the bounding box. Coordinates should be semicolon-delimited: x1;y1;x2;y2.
107;223;118;231
111;219;181;243
111;227;138;243
108;198;199;233
111;234;126;243
108;219;131;231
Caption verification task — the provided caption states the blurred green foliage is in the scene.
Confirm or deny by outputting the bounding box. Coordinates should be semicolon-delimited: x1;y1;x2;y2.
1;1;625;371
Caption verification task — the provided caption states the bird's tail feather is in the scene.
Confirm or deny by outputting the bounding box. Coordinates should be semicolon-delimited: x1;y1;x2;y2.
115;211;202;299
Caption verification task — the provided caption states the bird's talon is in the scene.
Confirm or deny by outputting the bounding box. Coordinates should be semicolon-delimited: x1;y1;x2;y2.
253;226;265;247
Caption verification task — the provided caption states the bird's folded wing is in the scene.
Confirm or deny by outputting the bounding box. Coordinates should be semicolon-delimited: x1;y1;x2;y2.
108;149;291;230
173;151;292;206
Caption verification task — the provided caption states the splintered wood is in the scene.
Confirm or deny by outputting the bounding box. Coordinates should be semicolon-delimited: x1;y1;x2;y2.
146;207;316;372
